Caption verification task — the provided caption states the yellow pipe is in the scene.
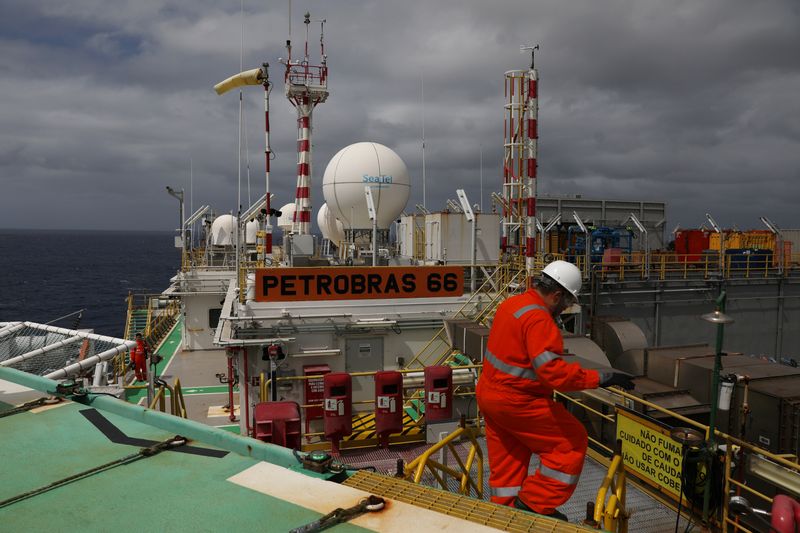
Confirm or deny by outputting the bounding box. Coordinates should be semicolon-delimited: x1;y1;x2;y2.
594;454;623;523
728;478;774;504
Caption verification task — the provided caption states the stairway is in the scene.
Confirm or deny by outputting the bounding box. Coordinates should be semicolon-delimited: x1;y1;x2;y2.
126;309;149;340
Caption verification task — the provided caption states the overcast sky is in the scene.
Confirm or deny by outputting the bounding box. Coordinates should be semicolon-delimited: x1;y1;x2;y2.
1;0;798;234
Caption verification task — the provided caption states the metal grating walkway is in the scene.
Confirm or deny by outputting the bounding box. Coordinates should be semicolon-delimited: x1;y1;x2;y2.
338;437;692;532
344;470;594;532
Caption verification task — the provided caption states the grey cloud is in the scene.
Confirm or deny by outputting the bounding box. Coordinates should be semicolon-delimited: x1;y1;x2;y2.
0;0;798;233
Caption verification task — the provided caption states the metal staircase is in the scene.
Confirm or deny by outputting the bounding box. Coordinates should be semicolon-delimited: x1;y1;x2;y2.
405;264;526;369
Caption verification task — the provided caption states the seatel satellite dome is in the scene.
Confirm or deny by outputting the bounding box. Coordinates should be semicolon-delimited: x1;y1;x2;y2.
322;142;410;229
277;202;297;231
317;203;346;243
210;214;236;246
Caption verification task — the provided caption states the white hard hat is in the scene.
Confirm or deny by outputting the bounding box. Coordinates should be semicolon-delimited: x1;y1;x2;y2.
542;260;582;297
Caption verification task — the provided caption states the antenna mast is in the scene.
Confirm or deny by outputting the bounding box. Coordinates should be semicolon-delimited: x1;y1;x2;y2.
283;12;329;235
502;45;540;272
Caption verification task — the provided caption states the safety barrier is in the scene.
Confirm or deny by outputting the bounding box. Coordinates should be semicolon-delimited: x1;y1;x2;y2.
402;423;484;499
147;378;188;418
590;451;629;533
582;253;800;282
555;387;800;533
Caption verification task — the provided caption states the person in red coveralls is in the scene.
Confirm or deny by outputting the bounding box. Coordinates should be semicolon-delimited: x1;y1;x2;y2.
477;261;635;521
132;332;150;382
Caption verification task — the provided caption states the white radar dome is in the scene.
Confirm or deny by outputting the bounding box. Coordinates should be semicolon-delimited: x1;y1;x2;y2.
245;219;259;245
316;203;346;243
277;202;296;232
210;214;236;246
322;142;410;229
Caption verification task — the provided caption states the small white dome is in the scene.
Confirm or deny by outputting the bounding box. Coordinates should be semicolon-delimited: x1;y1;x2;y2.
317;203;346;243
322;142;410;229
277;203;297;231
245;219;260;244
210;214;237;246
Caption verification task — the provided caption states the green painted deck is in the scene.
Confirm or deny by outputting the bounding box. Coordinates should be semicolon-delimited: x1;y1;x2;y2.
0;399;368;532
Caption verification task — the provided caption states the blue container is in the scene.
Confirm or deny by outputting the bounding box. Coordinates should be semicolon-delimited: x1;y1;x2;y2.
725;248;773;269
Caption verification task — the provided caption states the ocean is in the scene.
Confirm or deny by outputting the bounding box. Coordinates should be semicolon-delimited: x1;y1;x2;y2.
0;229;177;337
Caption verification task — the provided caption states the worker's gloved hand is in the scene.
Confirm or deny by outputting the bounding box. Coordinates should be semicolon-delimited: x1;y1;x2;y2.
600;372;635;390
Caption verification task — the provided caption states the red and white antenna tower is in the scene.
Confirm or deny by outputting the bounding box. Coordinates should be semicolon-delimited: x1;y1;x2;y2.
283;12;329;235
503;45;539;272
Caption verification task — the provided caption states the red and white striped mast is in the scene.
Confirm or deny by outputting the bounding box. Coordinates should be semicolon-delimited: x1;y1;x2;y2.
261;63;273;257
522;45;539;272
502;45;540;273
283;12;329;235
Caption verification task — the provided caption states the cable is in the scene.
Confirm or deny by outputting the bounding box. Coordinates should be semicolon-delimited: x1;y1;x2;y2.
0;435;186;508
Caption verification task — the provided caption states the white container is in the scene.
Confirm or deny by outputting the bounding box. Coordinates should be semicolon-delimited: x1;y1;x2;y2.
424;212;500;264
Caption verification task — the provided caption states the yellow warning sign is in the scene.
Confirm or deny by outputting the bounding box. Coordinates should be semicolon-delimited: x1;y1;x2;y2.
616;407;684;499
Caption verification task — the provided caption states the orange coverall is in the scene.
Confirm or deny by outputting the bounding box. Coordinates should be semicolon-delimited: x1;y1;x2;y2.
476;289;601;514
133;338;149;381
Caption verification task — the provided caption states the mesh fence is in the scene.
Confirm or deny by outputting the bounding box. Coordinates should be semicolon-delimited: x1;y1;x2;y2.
0;323;126;377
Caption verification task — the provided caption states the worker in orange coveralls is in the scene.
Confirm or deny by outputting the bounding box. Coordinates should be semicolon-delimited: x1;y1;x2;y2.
477;260;635;521
132;332;150;382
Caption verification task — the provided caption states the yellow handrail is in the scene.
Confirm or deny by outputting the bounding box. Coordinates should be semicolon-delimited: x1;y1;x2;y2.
593;453;629;532
557;385;800;531
403;425;484;498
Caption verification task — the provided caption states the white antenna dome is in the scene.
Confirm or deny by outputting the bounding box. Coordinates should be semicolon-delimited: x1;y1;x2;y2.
277;203;297;232
322;142;410;229
210;214;237;246
317;203;345;243
245;219;259;244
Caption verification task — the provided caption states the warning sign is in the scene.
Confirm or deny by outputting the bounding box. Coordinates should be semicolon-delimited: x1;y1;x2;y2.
254;266;464;302
616;407;684;499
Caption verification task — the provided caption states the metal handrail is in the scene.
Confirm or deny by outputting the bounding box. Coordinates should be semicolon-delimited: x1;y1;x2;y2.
403;424;484;498
593;453;629;532
558;386;800;531
148;378;188;418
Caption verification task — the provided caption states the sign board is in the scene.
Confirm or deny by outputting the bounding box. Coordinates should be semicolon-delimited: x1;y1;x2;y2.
616;407;684;500
254;266;464;302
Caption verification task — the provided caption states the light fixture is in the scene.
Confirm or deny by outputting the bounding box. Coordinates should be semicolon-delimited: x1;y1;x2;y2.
701;310;734;325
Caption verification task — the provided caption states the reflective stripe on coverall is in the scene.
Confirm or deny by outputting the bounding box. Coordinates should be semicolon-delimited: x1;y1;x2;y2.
476;289;601;514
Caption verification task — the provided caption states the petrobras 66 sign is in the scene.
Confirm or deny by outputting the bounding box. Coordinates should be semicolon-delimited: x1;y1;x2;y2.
254;266;464;302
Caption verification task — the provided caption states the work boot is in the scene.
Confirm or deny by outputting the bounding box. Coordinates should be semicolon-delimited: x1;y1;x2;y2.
513;498;568;522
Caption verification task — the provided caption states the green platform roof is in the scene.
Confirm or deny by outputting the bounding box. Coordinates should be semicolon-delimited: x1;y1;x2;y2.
0;373;368;532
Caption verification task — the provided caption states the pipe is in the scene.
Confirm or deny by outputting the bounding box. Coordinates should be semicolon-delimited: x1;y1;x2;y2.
242;347;252;437
263;74;273;256
0;335;84;367
227;351;237;422
0;322;25;339
0;366;299;468
92;361;106;387
20;322;132;346
45;342;134;380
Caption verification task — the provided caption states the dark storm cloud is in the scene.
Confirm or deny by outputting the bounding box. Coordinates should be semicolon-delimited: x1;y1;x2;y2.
0;0;798;232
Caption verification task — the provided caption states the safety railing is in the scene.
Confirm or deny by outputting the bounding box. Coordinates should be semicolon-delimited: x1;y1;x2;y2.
579;252;800;282
148;378;188;418
113;295;180;383
404;264;524;369
590;450;629;533
555;387;800;533
402;423;484;499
